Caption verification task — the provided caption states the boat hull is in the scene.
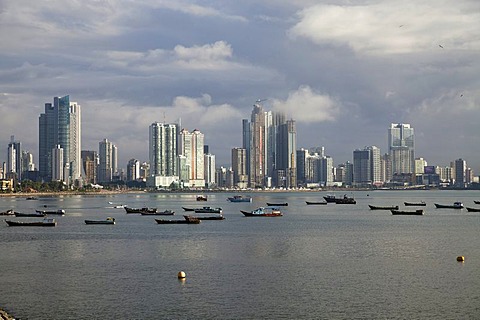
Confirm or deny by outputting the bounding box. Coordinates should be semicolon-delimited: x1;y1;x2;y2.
140;210;175;216
466;207;480;212
391;209;424;215
434;203;463;209
155;216;201;224
305;201;327;205
85;220;115;225
266;203;288;206
404;202;426;206
369;205;399;210
5;219;56;227
241;210;283;217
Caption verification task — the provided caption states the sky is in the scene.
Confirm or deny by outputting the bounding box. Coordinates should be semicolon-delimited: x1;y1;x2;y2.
1;0;479;173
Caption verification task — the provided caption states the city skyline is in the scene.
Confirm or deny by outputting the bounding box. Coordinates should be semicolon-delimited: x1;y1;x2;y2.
1;1;479;171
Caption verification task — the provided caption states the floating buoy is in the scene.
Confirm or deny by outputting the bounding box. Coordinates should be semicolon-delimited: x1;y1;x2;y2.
177;271;186;279
456;256;465;262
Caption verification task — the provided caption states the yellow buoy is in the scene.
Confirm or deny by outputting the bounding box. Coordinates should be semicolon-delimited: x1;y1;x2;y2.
456;256;465;262
177;271;186;279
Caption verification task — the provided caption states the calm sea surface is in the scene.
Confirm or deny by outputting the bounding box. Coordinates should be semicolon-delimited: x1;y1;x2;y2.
1;190;480;319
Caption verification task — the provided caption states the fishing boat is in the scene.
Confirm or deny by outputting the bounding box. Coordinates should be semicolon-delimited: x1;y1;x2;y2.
5;218;57;227
305;201;327;205
124;206;157;214
404;201;426;206
466;207;480;212
369;205;399;210
266;202;288;206
434;202;463;209
474;201;480;205
0;209;14;216
324;194;356;204
36;209;66;215
334;195;356;204
15;211;46;217
323;195;337;203
194;207;222;214
391;209;424;215
241;207;283;217
196;195;208;201
194;214;225;220
227;195;252;203
140;210;175;216
155;215;201;224
85;217;116;225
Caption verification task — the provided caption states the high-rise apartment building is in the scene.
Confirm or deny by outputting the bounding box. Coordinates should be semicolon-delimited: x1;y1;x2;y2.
98;139;116;183
454;158;467;188
7;136;21;180
178;129;205;187
231;147;248;188
39;95;81;183
127;159;140;182
81;150;98;184
388;123;414;174
242;102;297;188
149;122;178;177
204;153;216;188
353;146;381;187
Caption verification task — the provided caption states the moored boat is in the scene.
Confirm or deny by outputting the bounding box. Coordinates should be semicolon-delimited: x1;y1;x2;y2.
193;214;225;220
140;210;175;216
5;218;57;227
466;207;480;212
194;207;222;214
369;205;399;210
325;194;356;204
474;200;480;205
155;215;201;224
196;195;208;201
227;195;252;203
266;202;288;206
434;202;463;209
15;211;46;217
36;209;65;215
241;207;283;217
391;209;424;215
124;206;157;214
305;201;328;205
334;195;356;204
323;195;337;203
182;207;195;212
404;201;426;206
0;209;14;216
85;217;115;225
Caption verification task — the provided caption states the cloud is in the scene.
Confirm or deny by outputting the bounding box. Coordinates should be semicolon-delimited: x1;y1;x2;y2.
271;85;341;123
289;1;480;55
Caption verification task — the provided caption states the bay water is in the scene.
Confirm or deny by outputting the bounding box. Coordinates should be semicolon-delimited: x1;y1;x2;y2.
1;190;479;319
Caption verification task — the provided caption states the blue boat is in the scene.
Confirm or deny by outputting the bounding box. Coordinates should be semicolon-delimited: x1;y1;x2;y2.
227;195;252;203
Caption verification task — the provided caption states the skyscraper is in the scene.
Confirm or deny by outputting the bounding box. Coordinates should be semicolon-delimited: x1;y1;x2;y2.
388;123;414;174
231;147;248;188
178;129;205;187
39;95;81;183
7;136;21;180
81;150;98;184
242;102;297;188
98;139;116;183
149;122;178;176
353;146;381;187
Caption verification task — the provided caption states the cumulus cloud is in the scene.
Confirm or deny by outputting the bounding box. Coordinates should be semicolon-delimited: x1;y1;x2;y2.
289;1;480;55
271;86;341;123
